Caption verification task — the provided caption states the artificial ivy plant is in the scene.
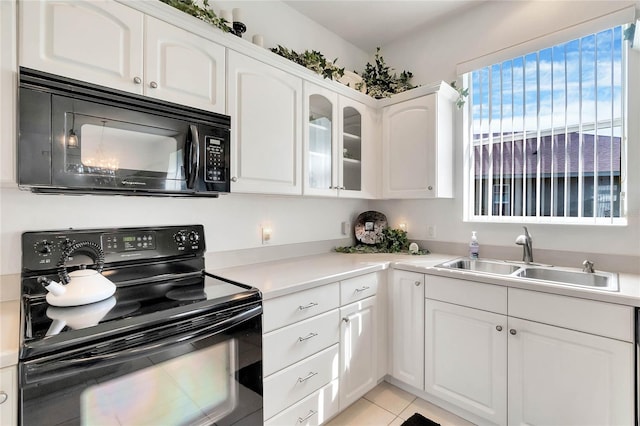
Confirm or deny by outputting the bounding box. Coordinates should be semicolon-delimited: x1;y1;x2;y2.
159;0;232;33
270;45;345;80
335;228;429;255
356;47;416;98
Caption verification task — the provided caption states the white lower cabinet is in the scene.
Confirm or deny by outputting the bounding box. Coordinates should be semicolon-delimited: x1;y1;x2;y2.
263;272;383;425
508;310;634;426
390;270;425;389
339;296;377;409
419;273;635;426
0;366;17;426
425;299;507;425
264;379;340;426
264;344;339;420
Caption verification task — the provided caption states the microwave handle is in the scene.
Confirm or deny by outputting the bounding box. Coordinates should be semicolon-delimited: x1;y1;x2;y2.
187;124;200;189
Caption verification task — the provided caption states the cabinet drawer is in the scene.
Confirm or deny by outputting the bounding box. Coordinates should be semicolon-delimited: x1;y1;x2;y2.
508;288;634;342
264;379;340;426
263;309;339;376
340;273;378;305
264;344;339;420
264;282;340;332
425;275;507;314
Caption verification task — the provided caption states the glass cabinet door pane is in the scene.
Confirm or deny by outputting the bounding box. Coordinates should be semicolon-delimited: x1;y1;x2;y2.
342;106;361;191
308;95;333;190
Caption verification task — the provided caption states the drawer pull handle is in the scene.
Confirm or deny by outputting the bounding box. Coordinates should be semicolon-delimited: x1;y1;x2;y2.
297;410;317;423
298;332;318;342
297;371;318;383
354;285;370;293
298;302;318;311
496;325;503;332
510;329;517;335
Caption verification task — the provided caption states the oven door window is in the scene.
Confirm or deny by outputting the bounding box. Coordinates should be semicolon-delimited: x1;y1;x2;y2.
82;340;236;425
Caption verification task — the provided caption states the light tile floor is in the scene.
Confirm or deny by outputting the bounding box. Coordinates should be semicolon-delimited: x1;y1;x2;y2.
325;381;475;426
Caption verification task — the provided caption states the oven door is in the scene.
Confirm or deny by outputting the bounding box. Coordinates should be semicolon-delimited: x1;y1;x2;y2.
19;302;262;426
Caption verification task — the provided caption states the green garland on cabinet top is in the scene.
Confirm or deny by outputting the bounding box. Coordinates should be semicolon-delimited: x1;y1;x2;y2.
356;47;416;98
160;0;232;33
270;45;345;80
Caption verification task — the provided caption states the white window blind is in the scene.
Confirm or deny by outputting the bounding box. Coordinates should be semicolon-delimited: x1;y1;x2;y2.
465;25;627;224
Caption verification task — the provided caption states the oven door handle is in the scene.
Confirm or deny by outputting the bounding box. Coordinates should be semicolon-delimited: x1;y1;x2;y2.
186;124;200;189
22;304;261;384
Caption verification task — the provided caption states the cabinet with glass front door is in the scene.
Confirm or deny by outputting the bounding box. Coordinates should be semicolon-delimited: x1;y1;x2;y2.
303;81;377;198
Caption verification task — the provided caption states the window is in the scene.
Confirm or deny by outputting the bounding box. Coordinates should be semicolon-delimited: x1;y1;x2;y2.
465;25;627;224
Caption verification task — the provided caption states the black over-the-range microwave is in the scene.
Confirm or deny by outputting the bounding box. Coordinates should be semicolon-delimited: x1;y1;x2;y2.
18;67;231;197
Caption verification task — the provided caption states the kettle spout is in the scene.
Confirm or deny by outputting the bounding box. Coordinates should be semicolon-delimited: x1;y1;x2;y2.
37;276;66;297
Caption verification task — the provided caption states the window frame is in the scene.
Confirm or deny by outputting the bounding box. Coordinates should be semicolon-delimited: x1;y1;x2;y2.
462;28;629;227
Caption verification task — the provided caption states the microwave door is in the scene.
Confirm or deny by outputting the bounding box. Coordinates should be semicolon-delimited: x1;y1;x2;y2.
51;97;190;193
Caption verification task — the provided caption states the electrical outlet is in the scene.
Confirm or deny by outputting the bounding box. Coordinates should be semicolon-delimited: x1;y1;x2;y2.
427;225;436;239
341;221;351;236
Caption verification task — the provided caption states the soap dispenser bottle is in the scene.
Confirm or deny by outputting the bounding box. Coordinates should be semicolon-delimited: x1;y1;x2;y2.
469;231;479;259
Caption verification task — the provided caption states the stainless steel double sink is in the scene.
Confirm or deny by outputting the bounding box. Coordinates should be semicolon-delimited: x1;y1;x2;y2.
434;258;619;291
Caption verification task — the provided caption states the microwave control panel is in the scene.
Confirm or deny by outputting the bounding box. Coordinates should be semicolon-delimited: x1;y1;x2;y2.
205;136;226;183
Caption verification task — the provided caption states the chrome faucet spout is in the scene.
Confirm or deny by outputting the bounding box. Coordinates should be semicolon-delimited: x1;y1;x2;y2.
515;226;533;264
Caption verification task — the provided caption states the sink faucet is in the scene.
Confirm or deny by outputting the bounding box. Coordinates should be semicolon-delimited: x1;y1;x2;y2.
515;226;533;264
582;260;595;273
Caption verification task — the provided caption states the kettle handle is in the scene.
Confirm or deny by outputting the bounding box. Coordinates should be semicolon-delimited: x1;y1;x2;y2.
57;241;105;284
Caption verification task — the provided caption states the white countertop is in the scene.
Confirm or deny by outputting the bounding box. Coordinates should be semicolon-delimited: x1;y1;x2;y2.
210;252;640;307
208;252;443;300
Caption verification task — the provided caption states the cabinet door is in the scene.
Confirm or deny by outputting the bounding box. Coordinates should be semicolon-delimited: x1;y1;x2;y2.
339;297;377;409
382;92;453;199
338;97;378;199
227;51;302;195
1;0;16;185
508;317;634;426
20;0;144;94
144;16;225;113
390;270;424;389
303;82;338;196
425;300;507;426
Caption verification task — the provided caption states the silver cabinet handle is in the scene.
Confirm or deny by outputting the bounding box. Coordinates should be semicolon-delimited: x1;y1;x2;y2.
496;325;503;332
342;317;349;323
298;332;318;342
231;176;238;182
414;281;421;286
0;391;7;405
428;185;433;190
149;81;158;89
354;285;370;293
133;76;142;84
297;410;317;423
298;302;318;311
510;329;517;335
297;371;318;383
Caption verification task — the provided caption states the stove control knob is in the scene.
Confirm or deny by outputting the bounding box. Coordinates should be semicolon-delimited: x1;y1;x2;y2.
188;231;200;243
174;232;187;244
59;238;74;250
35;240;53;255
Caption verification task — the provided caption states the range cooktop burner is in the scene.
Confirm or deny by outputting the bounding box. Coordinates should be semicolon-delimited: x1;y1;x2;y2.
20;225;261;360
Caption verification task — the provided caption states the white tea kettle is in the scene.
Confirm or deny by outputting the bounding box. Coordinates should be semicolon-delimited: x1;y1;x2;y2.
38;241;116;307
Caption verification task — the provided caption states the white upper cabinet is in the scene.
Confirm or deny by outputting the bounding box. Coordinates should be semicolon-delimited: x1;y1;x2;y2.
227;50;303;195
20;0;144;93
144;16;225;113
303;81;378;198
19;1;225;113
381;83;457;199
303;83;338;196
